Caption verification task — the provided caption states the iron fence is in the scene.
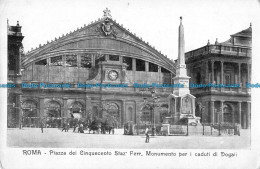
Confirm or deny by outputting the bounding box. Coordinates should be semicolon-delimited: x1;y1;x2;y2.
131;123;240;136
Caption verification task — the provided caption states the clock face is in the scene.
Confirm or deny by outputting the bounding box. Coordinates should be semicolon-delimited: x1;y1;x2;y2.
108;70;118;81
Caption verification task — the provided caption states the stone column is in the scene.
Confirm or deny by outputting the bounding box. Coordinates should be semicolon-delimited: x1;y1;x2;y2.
205;61;209;84
158;66;161;84
211;61;215;83
77;55;81;67
77;55;80;83
18;46;22;75
17;94;22;129
105;54;109;61
247;101;251;129
119;56;123;63
63;98;68;119
220;101;224;123
85;97;92;118
39;97;45;118
121;100;126;126
238;63;241;92
238;101;241;126
132;58;136;71
220;61;224;92
47;58;50;83
92;54;95;67
247;64;250;93
145;61;149;72
210;101;215;124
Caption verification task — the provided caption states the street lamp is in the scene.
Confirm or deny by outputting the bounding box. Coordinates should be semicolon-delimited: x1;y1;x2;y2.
201;106;205;135
143;90;160;136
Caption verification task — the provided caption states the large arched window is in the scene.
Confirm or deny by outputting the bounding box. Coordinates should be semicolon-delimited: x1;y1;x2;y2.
45;101;61;117
70;102;83;119
22;100;38;127
22;100;37;117
107;103;120;122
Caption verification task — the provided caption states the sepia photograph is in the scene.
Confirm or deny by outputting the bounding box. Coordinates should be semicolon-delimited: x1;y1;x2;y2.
0;0;260;168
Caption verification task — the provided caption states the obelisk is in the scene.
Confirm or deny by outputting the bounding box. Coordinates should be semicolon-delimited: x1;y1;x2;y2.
167;17;199;125
173;16;191;96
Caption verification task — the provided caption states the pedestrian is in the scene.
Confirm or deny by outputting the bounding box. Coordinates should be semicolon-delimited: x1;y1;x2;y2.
79;123;84;133
62;122;66;132
40;121;44;133
145;127;150;143
73;124;78;132
66;123;70;132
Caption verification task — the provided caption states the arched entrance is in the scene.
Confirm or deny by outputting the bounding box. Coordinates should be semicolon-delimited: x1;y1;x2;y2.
22;100;38;127
141;105;152;125
70;101;84;126
45;101;61;128
70;102;84;119
106;103;120;128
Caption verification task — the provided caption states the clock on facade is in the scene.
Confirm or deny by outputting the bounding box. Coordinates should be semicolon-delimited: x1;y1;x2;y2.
108;70;119;81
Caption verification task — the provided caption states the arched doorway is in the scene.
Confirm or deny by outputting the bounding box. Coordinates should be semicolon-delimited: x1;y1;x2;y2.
223;103;233;123
70;102;84;119
45;101;61;128
22;100;38;127
70;102;84;126
106;103;120;128
141;105;152;125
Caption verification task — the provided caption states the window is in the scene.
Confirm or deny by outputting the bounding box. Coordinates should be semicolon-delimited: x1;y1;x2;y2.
95;55;105;66
223;46;230;51
50;56;63;66
66;55;77;67
123;57;132;70
240;48;247;53
81;55;92;68
109;55;119;61
149;62;158;72
35;59;47;66
224;74;231;84
232;47;238;52
136;59;145;71
161;67;170;73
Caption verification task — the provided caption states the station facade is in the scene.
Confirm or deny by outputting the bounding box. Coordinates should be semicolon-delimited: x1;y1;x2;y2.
8;10;175;128
7;9;251;129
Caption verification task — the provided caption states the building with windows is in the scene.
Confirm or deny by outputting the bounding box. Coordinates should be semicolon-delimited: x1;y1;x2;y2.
7;9;251;129
8;9;175;128
185;25;252;129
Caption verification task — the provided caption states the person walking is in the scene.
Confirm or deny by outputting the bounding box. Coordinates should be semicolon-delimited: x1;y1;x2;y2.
145;127;150;143
40;121;44;133
62;122;66;132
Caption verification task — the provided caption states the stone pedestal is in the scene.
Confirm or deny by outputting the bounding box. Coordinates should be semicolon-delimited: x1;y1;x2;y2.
162;124;170;136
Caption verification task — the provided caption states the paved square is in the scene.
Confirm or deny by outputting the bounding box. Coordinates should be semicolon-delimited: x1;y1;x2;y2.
7;128;250;149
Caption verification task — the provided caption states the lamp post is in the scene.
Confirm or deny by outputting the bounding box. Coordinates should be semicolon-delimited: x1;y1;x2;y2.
201;106;205;135
143;90;160;136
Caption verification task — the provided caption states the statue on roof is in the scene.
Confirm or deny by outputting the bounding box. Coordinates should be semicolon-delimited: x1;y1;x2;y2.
103;8;112;19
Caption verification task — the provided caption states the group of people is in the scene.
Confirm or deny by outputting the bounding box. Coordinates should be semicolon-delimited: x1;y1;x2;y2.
61;122;84;133
59;120;115;134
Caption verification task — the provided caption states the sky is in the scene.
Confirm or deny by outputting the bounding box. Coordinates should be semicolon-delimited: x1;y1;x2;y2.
1;0;258;61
